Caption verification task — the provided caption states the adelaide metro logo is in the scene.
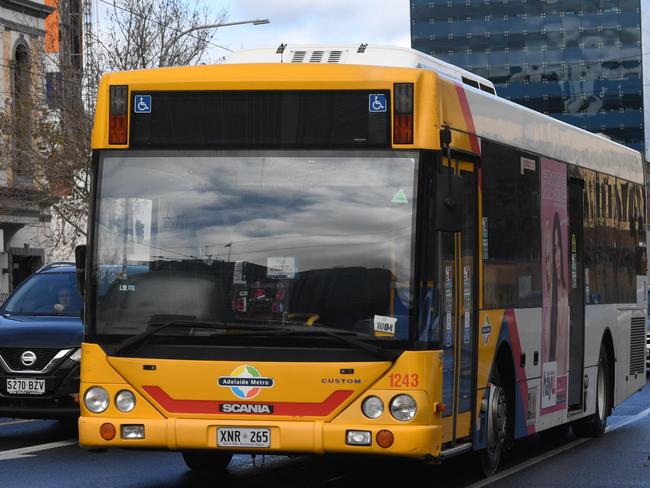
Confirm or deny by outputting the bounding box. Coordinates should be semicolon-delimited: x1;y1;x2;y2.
218;365;274;400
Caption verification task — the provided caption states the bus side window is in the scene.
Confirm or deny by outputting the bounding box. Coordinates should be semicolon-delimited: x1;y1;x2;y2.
481;141;541;309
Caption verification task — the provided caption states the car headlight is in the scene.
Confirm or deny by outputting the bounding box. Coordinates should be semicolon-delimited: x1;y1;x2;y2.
84;386;109;413
115;390;136;413
361;396;384;419
390;394;417;421
69;348;82;362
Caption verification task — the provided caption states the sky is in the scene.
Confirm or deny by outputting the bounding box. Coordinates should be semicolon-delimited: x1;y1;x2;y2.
211;0;412;59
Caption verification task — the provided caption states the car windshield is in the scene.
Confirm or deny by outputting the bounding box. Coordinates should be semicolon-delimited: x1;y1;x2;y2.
93;150;418;343
2;272;81;315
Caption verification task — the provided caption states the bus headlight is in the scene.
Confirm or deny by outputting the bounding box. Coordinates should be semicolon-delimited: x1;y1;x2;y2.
115;390;136;412
362;396;384;419
84;386;109;413
390;394;417;421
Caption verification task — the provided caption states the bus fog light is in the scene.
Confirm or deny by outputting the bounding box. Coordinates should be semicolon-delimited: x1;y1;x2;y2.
346;430;372;446
390;394;417;421
362;396;384;419
84;386;109;413
115;390;136;412
121;424;145;439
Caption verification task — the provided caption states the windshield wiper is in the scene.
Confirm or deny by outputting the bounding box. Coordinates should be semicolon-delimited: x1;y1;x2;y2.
241;320;398;361
112;318;398;361
111;318;313;355
112;318;224;355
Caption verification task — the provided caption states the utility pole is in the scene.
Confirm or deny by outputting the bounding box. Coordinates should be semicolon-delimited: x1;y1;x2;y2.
83;0;95;111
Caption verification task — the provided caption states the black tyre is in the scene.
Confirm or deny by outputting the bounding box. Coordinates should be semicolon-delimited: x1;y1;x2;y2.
182;451;233;473
573;343;610;438
477;366;509;477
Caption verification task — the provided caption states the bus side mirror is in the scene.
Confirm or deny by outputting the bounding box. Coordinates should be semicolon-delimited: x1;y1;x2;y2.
75;245;86;296
436;176;464;232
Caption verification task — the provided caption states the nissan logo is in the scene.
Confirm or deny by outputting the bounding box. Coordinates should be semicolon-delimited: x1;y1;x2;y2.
20;351;37;367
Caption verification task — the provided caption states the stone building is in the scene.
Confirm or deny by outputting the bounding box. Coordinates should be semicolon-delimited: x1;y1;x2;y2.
0;0;55;300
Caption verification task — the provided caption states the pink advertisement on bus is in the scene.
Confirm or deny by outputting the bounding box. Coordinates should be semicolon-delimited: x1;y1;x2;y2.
540;157;569;414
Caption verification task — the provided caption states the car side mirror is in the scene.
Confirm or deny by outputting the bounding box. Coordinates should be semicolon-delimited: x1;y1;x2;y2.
75;245;86;296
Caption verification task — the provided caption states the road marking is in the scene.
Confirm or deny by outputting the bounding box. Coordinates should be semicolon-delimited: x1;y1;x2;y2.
466;405;650;488
0;440;76;461
605;405;650;433
0;420;35;427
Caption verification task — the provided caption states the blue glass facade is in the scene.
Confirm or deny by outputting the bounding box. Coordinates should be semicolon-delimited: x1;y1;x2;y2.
411;0;644;154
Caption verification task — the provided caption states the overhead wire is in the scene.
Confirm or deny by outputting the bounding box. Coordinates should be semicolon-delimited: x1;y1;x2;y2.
96;0;234;53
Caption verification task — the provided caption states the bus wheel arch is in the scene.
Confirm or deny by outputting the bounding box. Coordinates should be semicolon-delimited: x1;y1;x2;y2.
601;328;615;418
494;342;516;446
478;342;516;477
573;333;614;438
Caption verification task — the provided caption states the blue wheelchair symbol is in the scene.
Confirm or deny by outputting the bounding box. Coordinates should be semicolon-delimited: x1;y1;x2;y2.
134;95;151;114
369;94;387;113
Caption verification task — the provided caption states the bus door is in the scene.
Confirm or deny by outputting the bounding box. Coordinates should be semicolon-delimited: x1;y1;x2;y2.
440;160;477;445
568;178;585;410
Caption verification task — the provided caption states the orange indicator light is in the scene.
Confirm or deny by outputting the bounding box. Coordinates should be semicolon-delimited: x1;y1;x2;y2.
376;429;394;448
100;423;116;441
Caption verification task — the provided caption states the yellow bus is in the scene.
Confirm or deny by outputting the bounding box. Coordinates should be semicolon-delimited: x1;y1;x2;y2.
76;45;647;476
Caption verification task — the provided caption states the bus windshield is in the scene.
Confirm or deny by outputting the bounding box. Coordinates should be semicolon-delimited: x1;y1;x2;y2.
92;150;418;345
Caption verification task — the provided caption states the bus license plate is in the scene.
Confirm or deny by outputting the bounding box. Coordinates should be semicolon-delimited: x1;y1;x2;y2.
6;378;45;395
217;427;270;448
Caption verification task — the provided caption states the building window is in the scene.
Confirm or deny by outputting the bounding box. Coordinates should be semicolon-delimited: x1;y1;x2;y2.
12;42;32;178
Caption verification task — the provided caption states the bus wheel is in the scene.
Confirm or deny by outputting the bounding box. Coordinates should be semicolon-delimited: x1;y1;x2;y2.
478;367;508;477
182;451;233;474
573;343;610;438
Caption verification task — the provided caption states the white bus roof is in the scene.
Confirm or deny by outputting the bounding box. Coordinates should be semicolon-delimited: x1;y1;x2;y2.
227;44;495;93
227;45;643;184
463;83;644;184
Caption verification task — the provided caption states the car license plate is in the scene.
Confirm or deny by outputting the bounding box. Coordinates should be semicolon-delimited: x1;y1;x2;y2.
217;427;271;448
6;378;45;395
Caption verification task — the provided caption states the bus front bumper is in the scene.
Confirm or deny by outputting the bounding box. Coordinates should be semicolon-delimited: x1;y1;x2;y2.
79;416;442;459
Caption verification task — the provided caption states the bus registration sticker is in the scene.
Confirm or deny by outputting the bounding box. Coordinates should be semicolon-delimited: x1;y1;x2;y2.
374;315;397;336
217;427;270;448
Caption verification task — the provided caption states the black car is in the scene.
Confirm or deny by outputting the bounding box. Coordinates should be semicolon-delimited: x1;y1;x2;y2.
0;263;83;419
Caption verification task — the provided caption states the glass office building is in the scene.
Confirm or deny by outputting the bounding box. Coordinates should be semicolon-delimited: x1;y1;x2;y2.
411;1;649;159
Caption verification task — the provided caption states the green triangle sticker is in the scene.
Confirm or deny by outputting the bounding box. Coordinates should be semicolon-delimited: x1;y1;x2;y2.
391;189;408;204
